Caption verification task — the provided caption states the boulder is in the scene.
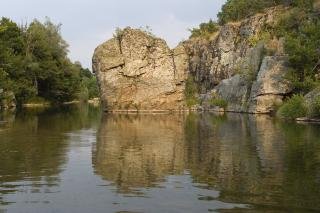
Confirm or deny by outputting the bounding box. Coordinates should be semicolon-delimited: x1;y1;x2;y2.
248;56;292;113
211;75;251;112
93;28;186;111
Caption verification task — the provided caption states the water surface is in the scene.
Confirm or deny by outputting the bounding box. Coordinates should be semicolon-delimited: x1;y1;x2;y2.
1;105;320;212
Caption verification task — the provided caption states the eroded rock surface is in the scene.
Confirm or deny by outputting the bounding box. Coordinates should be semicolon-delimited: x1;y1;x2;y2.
93;28;186;111
248;56;291;113
93;6;293;113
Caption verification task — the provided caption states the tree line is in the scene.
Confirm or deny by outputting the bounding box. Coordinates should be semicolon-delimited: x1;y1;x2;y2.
0;17;99;108
189;0;315;38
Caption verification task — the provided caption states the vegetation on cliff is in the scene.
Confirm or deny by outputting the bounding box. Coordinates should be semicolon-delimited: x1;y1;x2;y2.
0;17;98;109
188;0;320;118
217;0;314;24
189;19;219;39
184;76;200;107
216;0;320;95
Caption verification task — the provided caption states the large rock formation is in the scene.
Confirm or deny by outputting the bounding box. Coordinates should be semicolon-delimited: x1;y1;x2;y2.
93;6;292;113
93;28;186;111
248;56;291;113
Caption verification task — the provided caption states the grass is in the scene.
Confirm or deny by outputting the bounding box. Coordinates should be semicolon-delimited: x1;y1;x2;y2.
209;96;228;110
277;95;307;119
308;95;320;118
185;76;200;107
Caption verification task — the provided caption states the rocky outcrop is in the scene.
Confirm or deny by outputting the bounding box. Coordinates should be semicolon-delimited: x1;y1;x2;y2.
212;75;251;112
248;56;291;113
208;56;292;114
93;28;186;111
179;7;284;92
93;6;292;113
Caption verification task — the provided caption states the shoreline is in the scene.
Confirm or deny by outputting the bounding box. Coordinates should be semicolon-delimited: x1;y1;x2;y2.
102;108;320;124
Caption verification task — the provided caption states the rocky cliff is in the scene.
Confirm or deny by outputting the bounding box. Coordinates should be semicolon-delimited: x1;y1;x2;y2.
93;6;292;113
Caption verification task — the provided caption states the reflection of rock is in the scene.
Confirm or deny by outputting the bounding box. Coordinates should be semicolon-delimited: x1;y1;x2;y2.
93;113;320;210
93;114;185;194
187;114;320;209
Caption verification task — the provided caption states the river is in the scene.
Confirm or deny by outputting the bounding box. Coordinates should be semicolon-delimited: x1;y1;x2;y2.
0;105;320;212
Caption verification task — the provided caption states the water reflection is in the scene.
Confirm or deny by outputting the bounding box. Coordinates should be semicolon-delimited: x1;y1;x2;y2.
93;114;186;195
0;104;101;206
94;113;320;211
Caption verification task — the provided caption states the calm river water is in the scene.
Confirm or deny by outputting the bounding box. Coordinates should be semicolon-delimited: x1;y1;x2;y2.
0;105;320;213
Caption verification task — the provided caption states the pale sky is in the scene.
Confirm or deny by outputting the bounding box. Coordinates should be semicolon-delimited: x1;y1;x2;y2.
1;0;226;69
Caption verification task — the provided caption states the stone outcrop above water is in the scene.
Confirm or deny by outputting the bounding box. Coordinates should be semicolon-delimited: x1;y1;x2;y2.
93;6;293;113
248;56;291;113
92;28;186;111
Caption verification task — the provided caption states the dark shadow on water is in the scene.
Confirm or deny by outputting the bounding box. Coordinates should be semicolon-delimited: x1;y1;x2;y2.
0;104;101;206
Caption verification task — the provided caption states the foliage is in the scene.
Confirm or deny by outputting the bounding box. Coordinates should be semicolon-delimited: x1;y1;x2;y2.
189;20;219;39
209;95;228;110
0;17;99;107
275;7;320;93
139;25;155;37
113;27;124;41
78;64;100;99
217;0;314;24
220;1;320;95
185;76;199;107
248;31;272;47
277;95;307;119
308;95;320;118
285;70;320;94
217;0;276;25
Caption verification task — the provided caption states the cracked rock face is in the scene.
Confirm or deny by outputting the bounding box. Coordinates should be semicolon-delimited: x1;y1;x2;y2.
182;6;285;93
248;56;292;113
93;6;292;114
93;28;186;111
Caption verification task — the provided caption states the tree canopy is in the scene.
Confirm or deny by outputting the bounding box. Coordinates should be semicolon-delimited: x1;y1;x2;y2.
0;17;99;107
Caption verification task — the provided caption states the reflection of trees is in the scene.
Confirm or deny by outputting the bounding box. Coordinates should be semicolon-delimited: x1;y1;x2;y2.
94;112;320;211
187;114;320;211
93;114;186;194
0;104;101;205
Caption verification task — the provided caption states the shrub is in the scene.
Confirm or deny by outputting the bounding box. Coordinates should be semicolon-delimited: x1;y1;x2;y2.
277;95;307;119
185;76;199;107
275;8;320;93
285;69;319;94
217;0;314;25
209;97;228;110
217;0;279;25
308;95;320;118
189;20;219;39
113;27;124;41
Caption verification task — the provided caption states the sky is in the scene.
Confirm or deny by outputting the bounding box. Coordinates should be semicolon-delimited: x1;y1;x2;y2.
1;0;226;69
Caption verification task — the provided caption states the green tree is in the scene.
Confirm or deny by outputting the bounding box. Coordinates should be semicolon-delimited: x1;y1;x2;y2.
0;17;36;104
0;17;99;108
217;0;314;24
189;19;219;39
